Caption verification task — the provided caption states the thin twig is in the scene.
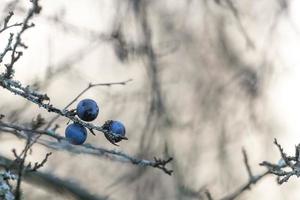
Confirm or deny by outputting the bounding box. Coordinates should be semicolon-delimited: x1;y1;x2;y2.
27;152;52;172
218;149;270;200
206;149;270;200
45;78;133;129
219;171;269;200
14;137;31;200
260;138;300;184
0;11;23;33
0;33;13;63
4;0;41;78
242;148;253;179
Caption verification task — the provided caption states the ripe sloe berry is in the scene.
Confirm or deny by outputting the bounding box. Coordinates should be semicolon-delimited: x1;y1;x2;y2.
110;121;126;136
76;99;99;121
65;123;87;145
103;120;126;143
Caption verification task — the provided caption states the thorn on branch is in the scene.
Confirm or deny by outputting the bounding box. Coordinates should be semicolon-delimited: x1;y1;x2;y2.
152;157;173;175
4;11;14;25
273;138;294;167
28;152;52;172
88;128;96;136
0;11;23;34
12;149;20;161
242;148;253;180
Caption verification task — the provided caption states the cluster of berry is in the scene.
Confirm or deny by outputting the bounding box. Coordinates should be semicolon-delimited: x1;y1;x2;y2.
65;99;126;145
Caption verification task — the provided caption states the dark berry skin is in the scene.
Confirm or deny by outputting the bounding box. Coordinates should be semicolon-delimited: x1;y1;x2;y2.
110;121;126;137
76;99;99;121
103;120;126;144
65;123;87;145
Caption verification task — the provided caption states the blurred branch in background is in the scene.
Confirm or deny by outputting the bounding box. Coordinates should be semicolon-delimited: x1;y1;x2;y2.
216;0;255;48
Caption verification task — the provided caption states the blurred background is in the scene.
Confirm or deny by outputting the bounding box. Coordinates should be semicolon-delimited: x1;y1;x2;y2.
0;0;300;199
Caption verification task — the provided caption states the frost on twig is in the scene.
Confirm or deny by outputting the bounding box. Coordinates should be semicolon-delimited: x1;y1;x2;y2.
2;0;41;79
0;77;130;143
260;138;300;184
0;171;16;200
205;139;300;200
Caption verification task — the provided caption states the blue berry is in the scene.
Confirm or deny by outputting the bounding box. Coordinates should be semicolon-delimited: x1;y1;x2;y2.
65;123;87;145
104;120;126;143
110;121;126;136
76;99;99;121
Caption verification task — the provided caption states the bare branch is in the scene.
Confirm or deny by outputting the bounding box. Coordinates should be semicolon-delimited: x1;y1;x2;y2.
213;149;270;200
0;33;13;63
220;171;269;200
4;0;42;79
27;152;52;172
0;11;22;33
0;120;173;175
